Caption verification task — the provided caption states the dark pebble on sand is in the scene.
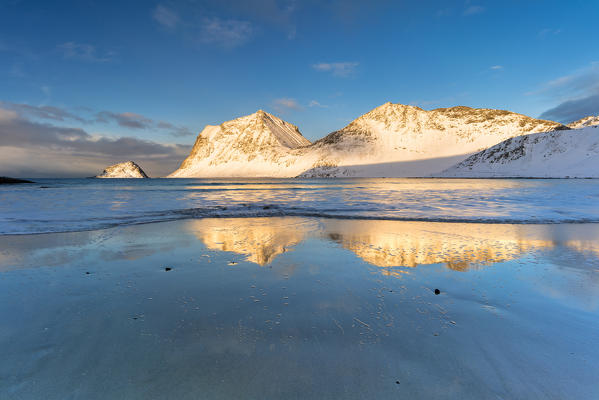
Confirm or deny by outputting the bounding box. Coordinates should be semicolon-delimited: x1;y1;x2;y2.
263;205;271;209
434;289;440;295
395;381;400;384
85;271;90;275
165;267;172;271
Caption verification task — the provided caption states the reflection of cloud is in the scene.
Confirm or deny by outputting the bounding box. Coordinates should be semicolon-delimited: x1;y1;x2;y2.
186;218;317;265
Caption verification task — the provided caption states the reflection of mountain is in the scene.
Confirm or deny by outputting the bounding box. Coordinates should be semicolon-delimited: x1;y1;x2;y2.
185;217;317;265
183;217;599;273
322;220;555;271
562;240;599;259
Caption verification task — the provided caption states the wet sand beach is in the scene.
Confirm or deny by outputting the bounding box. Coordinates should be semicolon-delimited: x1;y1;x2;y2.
1;218;599;399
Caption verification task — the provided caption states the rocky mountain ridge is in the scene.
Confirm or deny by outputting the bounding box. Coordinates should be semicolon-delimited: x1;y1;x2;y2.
440;125;599;178
567;115;599;129
168;103;571;178
169;110;311;177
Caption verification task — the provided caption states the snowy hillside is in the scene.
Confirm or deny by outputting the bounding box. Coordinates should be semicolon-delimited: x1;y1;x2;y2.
96;161;148;178
300;103;566;177
169;110;311;177
439;125;599;178
568;115;599;129
168;103;567;178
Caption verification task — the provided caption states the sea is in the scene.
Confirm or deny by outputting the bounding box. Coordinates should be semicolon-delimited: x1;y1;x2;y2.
2;177;599;235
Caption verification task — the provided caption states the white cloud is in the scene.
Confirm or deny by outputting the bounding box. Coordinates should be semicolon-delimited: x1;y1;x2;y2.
272;98;302;113
0;107;191;177
9;63;25;77
463;5;484;16
0;108;18;122
153;5;180;28
1;101;194;137
200;17;253;48
312;62;359;77
490;65;503;70
57;42;115;62
538;28;562;38
308;100;328;108
537;62;599;122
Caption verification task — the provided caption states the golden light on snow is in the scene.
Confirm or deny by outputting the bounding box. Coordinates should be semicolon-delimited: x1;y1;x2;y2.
185;217;317;265
183;217;599;273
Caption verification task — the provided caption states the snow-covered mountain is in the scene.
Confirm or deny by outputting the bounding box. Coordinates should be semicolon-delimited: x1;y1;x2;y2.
440;125;599;178
168;103;567;178
96;161;148;178
300;103;567;177
567;115;599;129
169;110;311;177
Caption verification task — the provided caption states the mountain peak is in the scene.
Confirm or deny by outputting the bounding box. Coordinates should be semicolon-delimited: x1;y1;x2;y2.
169;111;310;177
169;102;574;178
96;161;148;178
568;115;599;129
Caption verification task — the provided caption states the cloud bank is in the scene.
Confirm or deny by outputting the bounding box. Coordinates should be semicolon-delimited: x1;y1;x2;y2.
0;105;191;177
539;62;599;123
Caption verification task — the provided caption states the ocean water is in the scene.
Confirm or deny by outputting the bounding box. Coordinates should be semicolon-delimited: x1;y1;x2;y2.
1;178;599;234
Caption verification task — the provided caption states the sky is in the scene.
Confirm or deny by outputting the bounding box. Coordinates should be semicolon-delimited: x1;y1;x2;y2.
1;0;598;177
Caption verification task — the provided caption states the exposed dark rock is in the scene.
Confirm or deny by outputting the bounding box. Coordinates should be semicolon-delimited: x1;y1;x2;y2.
0;177;34;184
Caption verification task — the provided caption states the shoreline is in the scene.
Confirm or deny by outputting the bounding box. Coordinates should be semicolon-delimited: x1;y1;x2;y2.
5;213;599;237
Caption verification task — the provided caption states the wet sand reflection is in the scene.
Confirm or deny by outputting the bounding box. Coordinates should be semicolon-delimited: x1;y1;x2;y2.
185;217;319;265
184;218;599;273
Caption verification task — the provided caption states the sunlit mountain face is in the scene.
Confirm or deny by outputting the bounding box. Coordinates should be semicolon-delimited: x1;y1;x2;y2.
183;217;599;274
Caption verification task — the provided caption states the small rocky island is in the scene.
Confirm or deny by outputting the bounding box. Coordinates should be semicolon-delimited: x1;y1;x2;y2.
96;161;149;178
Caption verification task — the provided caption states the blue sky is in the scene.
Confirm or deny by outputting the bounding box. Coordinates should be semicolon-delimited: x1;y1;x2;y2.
1;0;598;177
